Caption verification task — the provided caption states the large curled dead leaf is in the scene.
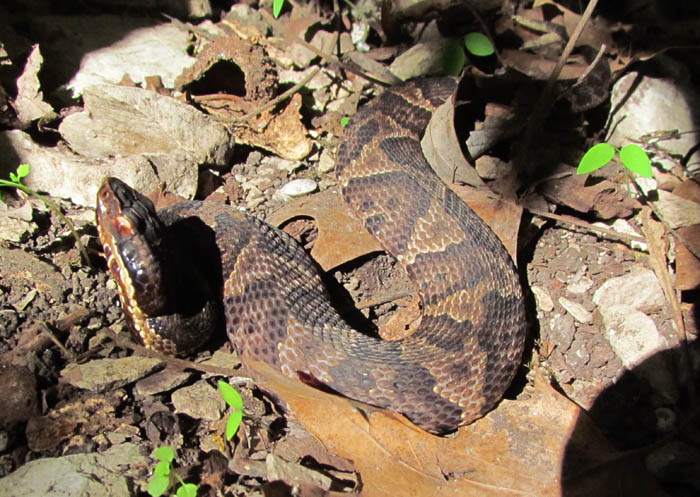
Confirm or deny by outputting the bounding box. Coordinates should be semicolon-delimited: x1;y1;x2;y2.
421;83;484;188
267;187;521;271
267;189;383;271
245;360;663;497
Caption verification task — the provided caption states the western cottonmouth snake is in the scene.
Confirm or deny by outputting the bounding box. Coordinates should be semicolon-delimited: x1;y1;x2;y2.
96;78;526;434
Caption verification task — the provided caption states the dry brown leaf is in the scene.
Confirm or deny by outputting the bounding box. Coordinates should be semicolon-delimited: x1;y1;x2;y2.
673;178;700;204
654;190;700;229
267;190;383;271
246;360;661;497
676;225;700;290
501;49;590;81
538;168;638;219
234;93;313;160
533;0;614;50
422;91;484;187
640;207;686;342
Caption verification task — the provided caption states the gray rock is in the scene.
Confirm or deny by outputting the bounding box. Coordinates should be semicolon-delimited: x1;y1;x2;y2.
32;17;197;98
592;269;665;309
601;305;665;368
609;71;700;171
0;443;146;497
61;357;164;392
531;285;554;313
279;178;318;198
59;84;233;166
602;304;677;402
171;380;225;421
266;453;332;490
558;297;593;324
546;313;575;351
0;365;39;425
317;149;335;174
0;130;198;206
134;366;193;396
565;336;590;369
551;246;583;274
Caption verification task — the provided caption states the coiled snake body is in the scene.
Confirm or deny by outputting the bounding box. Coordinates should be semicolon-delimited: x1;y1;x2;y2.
96;78;526;433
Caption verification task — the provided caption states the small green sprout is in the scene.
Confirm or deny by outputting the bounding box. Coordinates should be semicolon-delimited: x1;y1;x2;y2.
147;446;198;497
0;164;91;266
464;32;494;57
273;0;285;18
218;380;244;440
577;143;653;178
340;116;350;127
443;40;467;76
443;32;494;76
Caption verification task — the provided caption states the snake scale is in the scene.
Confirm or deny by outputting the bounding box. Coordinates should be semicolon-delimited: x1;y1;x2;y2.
96;78;526;434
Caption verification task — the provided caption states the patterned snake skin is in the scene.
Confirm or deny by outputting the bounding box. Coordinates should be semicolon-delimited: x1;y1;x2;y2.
96;78;526;433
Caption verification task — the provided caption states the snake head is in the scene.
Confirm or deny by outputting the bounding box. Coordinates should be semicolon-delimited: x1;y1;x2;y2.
96;177;170;327
96;177;222;355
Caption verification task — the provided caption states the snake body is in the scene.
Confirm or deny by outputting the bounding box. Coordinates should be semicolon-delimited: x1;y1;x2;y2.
96;78;526;433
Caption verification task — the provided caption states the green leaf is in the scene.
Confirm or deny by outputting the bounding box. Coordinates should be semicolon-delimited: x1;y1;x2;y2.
464;32;494;57
273;0;285;18
340;117;350;127
443;40;466;76
154;446;175;463
154;460;171;477
619;144;653;178
147;475;170;497
577;143;615;174
176;483;199;497
225;410;244;440
218;381;243;410
16;164;30;180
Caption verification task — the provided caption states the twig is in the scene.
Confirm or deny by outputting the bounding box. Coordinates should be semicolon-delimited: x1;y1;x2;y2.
98;327;253;381
515;0;601;169
355;290;413;309
574;43;607;85
527;207;648;246
227;66;322;123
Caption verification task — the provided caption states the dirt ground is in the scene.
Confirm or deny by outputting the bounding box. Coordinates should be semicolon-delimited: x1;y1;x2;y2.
1;1;700;497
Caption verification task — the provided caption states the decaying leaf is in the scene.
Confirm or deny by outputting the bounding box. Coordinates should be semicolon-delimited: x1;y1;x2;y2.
653;190;700;229
245;360;663;497
538;167;638;219
267;190;383;271
422;91;484;187
675;225;700;290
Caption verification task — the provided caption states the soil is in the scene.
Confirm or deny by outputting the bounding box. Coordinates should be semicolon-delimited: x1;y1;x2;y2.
1;2;700;497
1;165;697;495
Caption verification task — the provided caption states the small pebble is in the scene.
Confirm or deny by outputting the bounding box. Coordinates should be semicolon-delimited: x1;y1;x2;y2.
279;178;318;197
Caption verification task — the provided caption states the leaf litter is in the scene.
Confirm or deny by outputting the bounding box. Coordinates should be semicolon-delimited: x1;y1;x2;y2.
0;1;699;496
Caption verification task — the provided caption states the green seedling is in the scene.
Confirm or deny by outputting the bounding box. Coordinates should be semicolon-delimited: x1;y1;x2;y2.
443;40;467;76
147;446;198;497
443;32;495;76
464;32;494;57
0;164;91;266
340;116;350;127
273;0;285;18
218;380;244;440
577;143;653;178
